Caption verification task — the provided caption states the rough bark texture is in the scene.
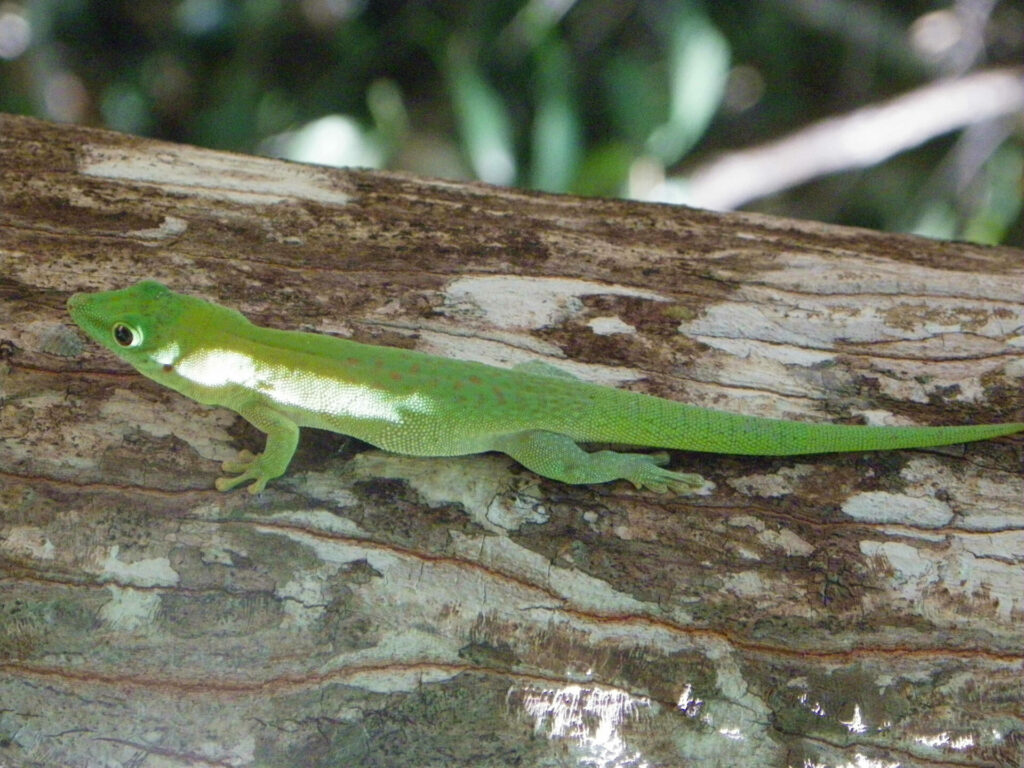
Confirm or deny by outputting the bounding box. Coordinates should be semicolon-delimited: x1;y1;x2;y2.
1;113;1022;768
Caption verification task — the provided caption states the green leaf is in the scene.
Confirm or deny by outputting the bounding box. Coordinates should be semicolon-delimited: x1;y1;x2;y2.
446;41;516;185
530;38;581;193
646;2;730;165
962;142;1023;245
573;142;635;198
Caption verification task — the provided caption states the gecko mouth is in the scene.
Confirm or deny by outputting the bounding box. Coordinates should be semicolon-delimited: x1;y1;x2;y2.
67;294;92;325
66;294;112;347
67;294;95;320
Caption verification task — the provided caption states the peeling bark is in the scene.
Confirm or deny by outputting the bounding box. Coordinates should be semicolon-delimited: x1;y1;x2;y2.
1;113;1022;768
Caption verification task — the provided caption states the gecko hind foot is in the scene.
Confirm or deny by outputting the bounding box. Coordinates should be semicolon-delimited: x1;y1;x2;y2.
492;430;711;496
629;461;709;494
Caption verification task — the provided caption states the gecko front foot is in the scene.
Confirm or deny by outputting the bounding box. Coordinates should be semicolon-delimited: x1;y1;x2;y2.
215;450;273;494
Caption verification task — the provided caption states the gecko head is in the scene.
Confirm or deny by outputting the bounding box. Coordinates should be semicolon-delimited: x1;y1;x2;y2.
68;280;188;374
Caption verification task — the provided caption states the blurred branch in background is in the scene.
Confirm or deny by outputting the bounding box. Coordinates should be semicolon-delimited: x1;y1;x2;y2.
652;67;1024;211
0;0;1021;245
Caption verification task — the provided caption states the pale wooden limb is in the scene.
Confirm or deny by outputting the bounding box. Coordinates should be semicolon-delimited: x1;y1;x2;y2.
1;113;1021;768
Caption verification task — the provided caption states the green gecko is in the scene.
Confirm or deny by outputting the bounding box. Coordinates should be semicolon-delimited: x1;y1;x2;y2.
68;281;1023;495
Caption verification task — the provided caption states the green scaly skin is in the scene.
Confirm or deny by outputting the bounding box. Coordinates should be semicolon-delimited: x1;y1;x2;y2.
68;281;1023;494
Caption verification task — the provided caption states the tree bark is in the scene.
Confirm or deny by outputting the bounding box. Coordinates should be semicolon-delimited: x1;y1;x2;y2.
1;113;1021;768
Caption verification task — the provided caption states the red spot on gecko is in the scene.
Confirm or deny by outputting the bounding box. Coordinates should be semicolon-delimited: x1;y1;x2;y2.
410;363;421;374
468;375;482;385
492;387;506;404
346;357;361;365
390;371;402;381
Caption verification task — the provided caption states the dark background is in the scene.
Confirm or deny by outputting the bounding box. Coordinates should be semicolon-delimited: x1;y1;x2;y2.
1;0;1020;245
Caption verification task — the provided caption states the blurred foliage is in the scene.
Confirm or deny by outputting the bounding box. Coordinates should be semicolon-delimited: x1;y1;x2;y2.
1;0;1021;245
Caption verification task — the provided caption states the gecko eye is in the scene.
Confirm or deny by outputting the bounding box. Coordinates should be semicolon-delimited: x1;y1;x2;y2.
113;324;140;347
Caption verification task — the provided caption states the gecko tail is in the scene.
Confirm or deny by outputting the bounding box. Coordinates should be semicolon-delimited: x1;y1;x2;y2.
581;389;1024;455
675;410;1024;455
